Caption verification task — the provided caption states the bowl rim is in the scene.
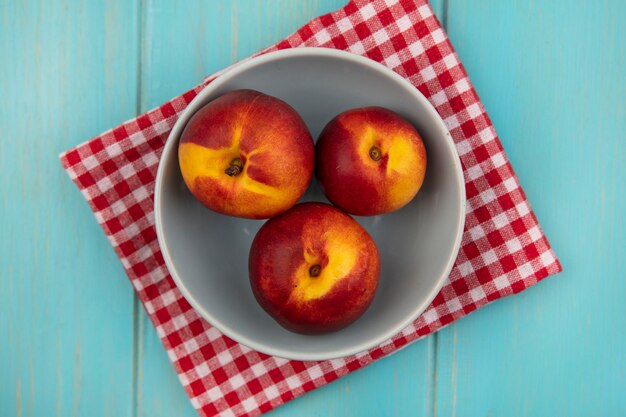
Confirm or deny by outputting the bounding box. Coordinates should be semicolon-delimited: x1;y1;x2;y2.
154;47;466;361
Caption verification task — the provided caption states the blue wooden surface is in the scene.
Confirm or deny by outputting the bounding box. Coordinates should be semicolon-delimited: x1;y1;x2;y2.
1;1;624;416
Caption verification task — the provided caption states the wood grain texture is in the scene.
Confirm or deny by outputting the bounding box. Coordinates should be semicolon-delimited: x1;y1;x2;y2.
434;1;626;416
2;0;625;416
0;1;140;416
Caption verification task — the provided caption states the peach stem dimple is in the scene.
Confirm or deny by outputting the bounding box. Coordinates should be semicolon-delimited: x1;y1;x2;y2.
309;264;321;278
369;146;382;161
225;157;244;176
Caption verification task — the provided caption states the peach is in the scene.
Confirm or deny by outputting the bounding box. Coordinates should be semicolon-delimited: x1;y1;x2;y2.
178;89;314;219
249;202;380;334
315;107;427;216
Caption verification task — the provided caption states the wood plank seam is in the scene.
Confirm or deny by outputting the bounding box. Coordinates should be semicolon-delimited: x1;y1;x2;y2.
132;1;147;417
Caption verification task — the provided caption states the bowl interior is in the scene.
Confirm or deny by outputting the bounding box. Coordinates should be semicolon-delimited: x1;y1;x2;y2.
156;48;465;360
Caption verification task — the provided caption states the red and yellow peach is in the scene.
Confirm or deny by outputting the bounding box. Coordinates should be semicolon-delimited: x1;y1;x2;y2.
315;107;427;216
249;202;380;334
178;89;314;219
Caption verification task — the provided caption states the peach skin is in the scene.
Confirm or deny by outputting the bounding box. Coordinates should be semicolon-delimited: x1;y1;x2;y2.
249;202;380;334
315;107;427;216
178;89;314;219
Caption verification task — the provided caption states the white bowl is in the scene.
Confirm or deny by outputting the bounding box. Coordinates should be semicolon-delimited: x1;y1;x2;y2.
155;48;465;361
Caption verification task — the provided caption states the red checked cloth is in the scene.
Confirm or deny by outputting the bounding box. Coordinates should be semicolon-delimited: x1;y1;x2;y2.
60;1;562;416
